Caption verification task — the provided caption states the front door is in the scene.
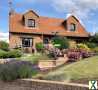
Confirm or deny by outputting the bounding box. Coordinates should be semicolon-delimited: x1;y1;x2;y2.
43;38;49;44
22;38;33;53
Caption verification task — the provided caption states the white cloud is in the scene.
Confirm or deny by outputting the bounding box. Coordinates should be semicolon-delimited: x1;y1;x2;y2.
50;0;98;32
0;32;9;43
13;0;98;32
50;0;98;19
15;0;49;7
17;0;98;20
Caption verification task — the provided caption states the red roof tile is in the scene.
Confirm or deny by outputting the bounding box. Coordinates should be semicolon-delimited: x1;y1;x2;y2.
9;11;89;37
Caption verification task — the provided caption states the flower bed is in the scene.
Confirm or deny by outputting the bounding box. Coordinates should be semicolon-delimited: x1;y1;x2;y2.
66;49;96;62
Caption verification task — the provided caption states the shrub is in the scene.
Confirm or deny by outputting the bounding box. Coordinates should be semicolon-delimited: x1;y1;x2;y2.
0;64;18;81
89;33;98;43
52;36;69;49
36;42;44;52
86;42;97;49
92;47;98;53
18;64;37;78
67;51;82;62
0;49;22;59
0;41;9;51
0;49;7;58
0;61;38;81
80;50;91;58
67;48;95;61
48;50;58;60
7;50;22;58
77;43;90;51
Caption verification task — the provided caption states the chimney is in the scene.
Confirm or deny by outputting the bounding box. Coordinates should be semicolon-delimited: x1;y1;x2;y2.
8;0;15;15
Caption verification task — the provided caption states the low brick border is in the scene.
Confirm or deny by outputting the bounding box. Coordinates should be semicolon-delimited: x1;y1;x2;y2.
0;79;89;90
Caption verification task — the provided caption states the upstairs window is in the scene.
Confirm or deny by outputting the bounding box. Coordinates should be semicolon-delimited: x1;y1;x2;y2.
70;23;76;31
27;19;35;28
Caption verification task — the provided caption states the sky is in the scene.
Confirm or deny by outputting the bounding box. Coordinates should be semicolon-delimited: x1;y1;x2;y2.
0;0;98;42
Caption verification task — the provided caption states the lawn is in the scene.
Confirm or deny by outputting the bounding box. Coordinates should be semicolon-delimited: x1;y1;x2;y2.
43;56;98;82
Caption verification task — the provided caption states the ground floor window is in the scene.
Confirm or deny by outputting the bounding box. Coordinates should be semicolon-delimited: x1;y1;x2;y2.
43;38;49;44
22;38;33;47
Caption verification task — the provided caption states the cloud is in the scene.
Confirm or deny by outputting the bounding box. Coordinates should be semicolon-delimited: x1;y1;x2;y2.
15;0;98;20
50;0;98;32
15;0;49;8
11;0;98;32
51;0;98;19
0;32;9;43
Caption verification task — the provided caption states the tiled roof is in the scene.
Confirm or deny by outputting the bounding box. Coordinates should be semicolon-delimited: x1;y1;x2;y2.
9;11;89;37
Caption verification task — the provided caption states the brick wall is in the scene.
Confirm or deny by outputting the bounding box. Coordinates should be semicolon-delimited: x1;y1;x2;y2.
9;33;42;53
38;56;68;70
0;79;89;90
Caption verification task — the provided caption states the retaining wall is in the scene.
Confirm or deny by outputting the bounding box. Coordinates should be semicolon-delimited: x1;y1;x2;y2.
0;79;89;90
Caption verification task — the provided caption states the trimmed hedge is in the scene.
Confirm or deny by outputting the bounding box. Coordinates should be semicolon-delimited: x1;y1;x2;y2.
0;49;22;59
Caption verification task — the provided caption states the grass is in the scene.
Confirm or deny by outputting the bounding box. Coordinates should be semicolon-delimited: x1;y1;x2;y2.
43;56;98;82
17;53;53;64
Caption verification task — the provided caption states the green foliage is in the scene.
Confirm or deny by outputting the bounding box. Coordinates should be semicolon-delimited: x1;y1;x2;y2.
36;42;44;51
92;47;98;52
89;33;98;43
0;49;7;58
86;42;97;49
0;49;22;59
0;41;9;51
52;36;69;49
7;50;22;58
0;64;18;81
77;43;90;51
0;61;37;81
18;65;37;78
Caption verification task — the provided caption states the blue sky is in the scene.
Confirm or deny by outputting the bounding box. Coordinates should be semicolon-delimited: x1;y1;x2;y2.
0;0;98;41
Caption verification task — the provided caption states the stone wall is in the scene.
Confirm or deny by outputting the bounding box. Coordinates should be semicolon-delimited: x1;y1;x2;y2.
0;79;89;90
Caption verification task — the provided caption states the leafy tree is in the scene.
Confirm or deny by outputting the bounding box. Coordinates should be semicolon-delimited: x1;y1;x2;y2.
0;41;9;51
52;36;69;49
89;33;98;44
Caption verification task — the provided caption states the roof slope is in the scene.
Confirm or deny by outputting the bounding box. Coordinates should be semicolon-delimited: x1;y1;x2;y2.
9;11;89;37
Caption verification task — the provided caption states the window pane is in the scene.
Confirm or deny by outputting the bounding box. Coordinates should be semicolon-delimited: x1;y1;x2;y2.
28;19;35;27
43;38;49;44
22;38;33;47
70;23;76;31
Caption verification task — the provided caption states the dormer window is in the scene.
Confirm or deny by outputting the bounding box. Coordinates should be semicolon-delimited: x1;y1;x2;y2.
70;23;76;31
27;19;35;28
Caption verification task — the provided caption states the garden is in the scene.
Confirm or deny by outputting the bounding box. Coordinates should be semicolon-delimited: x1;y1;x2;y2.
0;33;98;82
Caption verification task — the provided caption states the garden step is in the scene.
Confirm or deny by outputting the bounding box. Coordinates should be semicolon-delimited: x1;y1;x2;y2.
38;56;68;71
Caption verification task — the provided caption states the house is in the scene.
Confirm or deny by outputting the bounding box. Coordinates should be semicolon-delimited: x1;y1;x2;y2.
9;10;89;53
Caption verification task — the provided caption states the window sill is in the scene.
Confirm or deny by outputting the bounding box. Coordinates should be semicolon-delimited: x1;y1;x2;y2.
24;27;38;29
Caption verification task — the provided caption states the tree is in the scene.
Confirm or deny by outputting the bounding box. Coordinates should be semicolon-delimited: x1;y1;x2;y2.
0;41;9;51
52;36;69;49
89;33;98;44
